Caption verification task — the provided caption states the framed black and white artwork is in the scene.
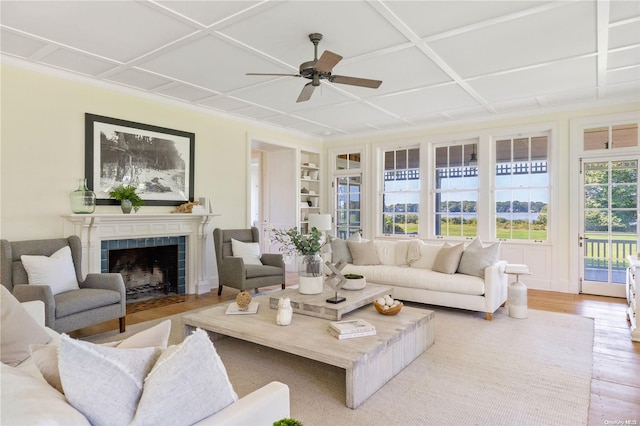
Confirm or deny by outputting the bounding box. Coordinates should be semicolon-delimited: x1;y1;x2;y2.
85;113;195;206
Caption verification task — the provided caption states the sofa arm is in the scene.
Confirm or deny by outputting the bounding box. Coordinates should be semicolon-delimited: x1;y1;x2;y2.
483;261;508;314
261;253;284;268
193;381;290;426
12;284;55;327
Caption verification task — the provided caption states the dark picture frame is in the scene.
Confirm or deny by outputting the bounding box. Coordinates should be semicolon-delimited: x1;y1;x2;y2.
85;113;195;206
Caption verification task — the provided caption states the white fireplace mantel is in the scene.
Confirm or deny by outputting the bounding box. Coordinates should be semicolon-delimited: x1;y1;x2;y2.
62;213;220;294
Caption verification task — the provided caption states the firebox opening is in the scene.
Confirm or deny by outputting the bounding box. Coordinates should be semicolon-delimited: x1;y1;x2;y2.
109;245;179;302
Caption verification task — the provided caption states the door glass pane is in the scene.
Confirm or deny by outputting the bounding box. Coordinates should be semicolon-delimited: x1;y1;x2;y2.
583;158;639;285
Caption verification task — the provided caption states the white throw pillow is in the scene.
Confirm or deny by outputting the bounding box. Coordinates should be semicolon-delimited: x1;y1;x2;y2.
231;238;263;266
58;335;163;426
408;240;443;270
0;285;52;367
131;329;238;425
20;246;79;295
30;319;172;394
347;240;380;266
431;242;465;274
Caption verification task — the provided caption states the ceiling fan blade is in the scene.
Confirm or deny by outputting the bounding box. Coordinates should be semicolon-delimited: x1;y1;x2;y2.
246;73;301;77
297;82;316;103
314;50;342;73
330;75;382;88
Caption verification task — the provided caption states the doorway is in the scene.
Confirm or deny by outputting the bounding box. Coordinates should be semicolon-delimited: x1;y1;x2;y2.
250;140;296;254
572;115;639;297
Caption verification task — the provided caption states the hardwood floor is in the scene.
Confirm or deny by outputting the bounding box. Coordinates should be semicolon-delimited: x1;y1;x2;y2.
71;286;640;425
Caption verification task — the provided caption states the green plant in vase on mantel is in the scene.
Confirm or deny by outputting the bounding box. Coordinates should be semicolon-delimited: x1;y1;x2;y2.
108;184;144;214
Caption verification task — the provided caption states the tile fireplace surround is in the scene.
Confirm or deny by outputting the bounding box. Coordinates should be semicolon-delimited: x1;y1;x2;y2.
62;213;218;295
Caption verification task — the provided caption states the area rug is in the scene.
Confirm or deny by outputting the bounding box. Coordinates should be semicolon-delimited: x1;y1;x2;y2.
87;306;594;425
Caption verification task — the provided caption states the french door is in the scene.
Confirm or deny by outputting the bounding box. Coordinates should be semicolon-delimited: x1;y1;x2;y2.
580;157;638;297
334;174;362;239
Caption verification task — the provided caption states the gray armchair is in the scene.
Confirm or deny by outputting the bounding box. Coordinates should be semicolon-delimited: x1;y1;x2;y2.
1;236;126;333
214;227;286;296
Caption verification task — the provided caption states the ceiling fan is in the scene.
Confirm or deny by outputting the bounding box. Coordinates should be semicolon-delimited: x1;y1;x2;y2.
246;33;382;103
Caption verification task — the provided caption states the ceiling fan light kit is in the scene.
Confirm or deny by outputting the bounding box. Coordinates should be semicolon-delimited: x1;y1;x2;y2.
247;33;382;102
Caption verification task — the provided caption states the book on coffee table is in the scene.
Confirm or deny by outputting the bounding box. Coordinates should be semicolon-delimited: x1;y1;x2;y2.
328;319;376;335
225;302;259;315
327;327;377;339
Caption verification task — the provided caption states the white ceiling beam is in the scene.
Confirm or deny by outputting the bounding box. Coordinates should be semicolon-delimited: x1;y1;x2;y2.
596;0;610;98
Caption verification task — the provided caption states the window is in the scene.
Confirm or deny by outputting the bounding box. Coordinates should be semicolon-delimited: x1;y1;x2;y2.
382;147;419;236
433;142;478;237
494;134;549;240
332;150;363;239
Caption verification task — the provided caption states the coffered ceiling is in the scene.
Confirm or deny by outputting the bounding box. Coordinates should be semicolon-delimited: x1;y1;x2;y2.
2;1;639;139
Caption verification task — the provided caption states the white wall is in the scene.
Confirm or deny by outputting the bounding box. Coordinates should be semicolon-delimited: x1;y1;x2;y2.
0;65;316;241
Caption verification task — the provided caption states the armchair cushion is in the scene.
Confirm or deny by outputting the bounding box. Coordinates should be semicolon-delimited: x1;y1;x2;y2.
54;288;121;318
0;286;51;366
231;239;262;265
20;246;79;295
245;264;284;279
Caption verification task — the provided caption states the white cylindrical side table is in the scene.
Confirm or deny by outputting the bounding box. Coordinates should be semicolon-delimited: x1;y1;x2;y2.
505;264;531;319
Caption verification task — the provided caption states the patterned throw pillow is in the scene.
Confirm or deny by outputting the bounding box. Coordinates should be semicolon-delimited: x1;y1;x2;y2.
457;238;501;278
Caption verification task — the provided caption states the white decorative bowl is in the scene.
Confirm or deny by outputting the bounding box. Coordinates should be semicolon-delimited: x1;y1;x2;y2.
342;277;366;290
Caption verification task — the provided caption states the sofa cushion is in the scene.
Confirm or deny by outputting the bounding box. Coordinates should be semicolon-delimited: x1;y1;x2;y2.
374;240;413;266
20;246;80;295
59;335;162;426
329;233;361;264
375;240;397;266
408;240;443;269
342;264;485;295
0;363;90;425
457;238;501;278
231;239;262;265
432;243;465;274
0;285;51;367
131;328;238;425
348;240;380;266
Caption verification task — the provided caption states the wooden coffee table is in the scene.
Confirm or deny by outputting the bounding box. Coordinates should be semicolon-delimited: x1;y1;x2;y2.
182;294;434;409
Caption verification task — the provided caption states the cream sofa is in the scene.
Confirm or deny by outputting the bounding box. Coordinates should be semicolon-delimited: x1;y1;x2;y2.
334;238;508;320
1;297;290;426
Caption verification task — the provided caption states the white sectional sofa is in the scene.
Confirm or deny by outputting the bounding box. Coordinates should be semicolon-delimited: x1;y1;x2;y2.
1;288;290;426
332;237;508;320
